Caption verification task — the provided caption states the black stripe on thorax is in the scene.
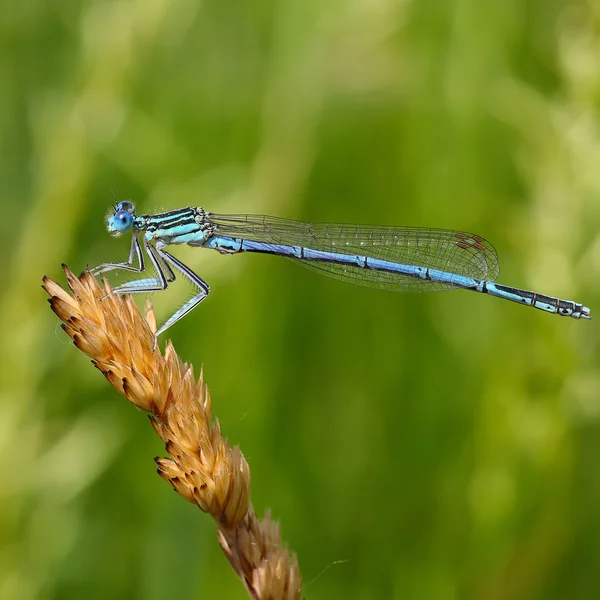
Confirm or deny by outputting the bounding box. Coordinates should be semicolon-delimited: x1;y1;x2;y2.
145;208;197;231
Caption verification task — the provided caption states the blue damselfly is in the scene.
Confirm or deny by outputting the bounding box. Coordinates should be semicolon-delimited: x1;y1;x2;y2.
91;201;591;343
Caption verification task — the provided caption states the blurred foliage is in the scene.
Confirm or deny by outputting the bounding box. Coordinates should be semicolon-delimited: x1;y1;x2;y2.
1;0;600;598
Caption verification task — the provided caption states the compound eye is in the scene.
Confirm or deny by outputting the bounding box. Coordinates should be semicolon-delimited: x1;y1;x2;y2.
112;209;134;233
116;201;135;213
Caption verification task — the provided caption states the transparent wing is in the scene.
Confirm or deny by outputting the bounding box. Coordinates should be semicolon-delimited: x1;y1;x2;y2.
207;213;500;293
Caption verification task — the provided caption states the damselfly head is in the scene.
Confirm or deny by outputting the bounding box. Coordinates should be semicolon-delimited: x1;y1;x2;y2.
106;200;136;236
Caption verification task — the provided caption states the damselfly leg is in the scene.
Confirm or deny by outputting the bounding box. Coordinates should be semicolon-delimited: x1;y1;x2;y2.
91;235;210;347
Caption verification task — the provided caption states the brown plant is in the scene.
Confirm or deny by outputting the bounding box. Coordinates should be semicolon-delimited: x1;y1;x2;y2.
43;265;302;600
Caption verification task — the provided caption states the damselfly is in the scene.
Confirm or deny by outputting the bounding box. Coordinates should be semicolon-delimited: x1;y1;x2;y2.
91;201;591;342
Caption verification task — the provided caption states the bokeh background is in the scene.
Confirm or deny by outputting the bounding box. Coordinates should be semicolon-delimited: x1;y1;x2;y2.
2;0;600;598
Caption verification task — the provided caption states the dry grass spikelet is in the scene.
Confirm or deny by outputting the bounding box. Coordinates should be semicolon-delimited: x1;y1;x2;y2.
43;265;302;600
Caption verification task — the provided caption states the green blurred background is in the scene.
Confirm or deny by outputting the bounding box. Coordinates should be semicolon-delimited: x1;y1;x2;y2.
2;0;600;598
